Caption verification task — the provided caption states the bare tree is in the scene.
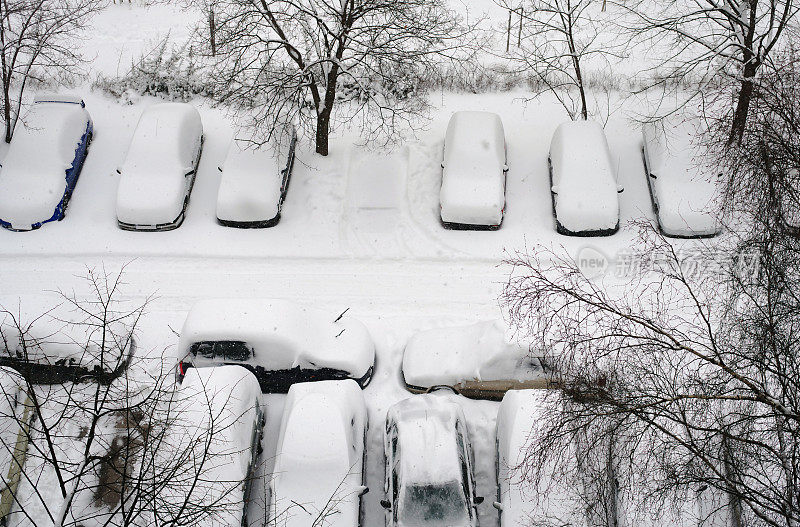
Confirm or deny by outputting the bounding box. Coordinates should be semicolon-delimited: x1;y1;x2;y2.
618;0;799;144
0;270;264;527
496;0;616;120
0;0;105;143
203;0;477;155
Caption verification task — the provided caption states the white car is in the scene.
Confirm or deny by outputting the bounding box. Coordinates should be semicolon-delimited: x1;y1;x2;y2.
440;111;508;229
495;390;587;527
175;299;376;392
402;320;548;399
642;120;723;237
269;380;368;526
549;121;622;235
0;95;93;231
382;392;483;527
216;133;296;228
116;103;203;231
0;366;26;501
157;365;264;527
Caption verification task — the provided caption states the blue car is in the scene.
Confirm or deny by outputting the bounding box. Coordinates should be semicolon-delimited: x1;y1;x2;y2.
0;95;93;231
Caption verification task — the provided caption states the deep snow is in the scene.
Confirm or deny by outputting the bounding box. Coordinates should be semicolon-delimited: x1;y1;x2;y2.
0;2;735;526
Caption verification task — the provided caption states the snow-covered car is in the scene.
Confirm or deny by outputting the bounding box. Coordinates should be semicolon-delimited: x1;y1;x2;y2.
0;295;135;384
0;366;26;506
401;320;549;400
548;121;622;236
494;390;586;527
269;380;368;526
642;119;722;237
440;111;509;229
157;365;264;527
381;392;483;527
175;299;375;392
115;103;203;231
0;95;93;231
216;133;297;228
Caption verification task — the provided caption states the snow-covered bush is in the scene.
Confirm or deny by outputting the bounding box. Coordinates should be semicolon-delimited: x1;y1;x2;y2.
94;35;211;104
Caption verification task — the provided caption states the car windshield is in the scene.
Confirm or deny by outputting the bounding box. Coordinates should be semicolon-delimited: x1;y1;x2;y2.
189;341;252;362
398;481;469;526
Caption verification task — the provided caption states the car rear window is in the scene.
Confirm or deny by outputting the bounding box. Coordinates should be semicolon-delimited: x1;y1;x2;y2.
189;341;252;362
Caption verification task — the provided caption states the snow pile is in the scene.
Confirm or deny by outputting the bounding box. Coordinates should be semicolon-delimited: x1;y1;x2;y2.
270;380;367;527
402;320;545;390
177;299;375;378
642;119;722;237
549;120;620;234
216;140;284;224
496;390;587;527
0;294;134;369
159;365;262;527
0;97;91;229
440;111;507;226
116;103;202;226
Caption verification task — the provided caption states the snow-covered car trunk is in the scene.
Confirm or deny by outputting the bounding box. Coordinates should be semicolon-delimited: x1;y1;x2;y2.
176;299;375;392
384;392;481;527
642;120;722;238
0;295;135;384
548;121;621;236
0;95;93;231
115;103;203;231
270;380;367;527
401;320;549;400
440;111;508;229
156;366;263;527
216;133;297;228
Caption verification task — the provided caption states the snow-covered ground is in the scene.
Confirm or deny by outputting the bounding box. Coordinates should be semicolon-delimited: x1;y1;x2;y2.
0;2;730;526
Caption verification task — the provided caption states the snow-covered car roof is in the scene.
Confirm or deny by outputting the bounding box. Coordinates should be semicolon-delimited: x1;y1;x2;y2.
402;320;547;398
642;119;723;237
440;111;507;226
216;140;284;224
161;365;261;527
116;103;202;226
496;390;587;527
549;121;619;234
178;299;375;379
271;380;367;527
0;98;91;229
0;294;135;370
387;394;468;485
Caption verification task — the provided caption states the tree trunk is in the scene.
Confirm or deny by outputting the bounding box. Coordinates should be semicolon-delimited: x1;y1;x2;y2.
3;88;12;143
728;61;758;145
315;110;330;156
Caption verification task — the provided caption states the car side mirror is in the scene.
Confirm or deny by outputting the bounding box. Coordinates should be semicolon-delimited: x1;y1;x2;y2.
502;164;509;172
440;161;445;169
474;496;484;505
551;185;559;194
380;499;391;509
617;185;625;193
492;501;504;511
357;486;369;497
217;166;223;172
115;168;122;175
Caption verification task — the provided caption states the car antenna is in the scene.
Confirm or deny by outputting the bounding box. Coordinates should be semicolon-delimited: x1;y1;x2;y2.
333;307;350;323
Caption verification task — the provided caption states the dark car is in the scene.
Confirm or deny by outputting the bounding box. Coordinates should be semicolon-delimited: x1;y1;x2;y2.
174;299;375;393
0;95;93;231
382;391;483;526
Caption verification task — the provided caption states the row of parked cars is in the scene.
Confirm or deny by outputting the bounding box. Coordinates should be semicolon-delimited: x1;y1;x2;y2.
441;110;722;237
0;96;721;237
0;98;295;232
